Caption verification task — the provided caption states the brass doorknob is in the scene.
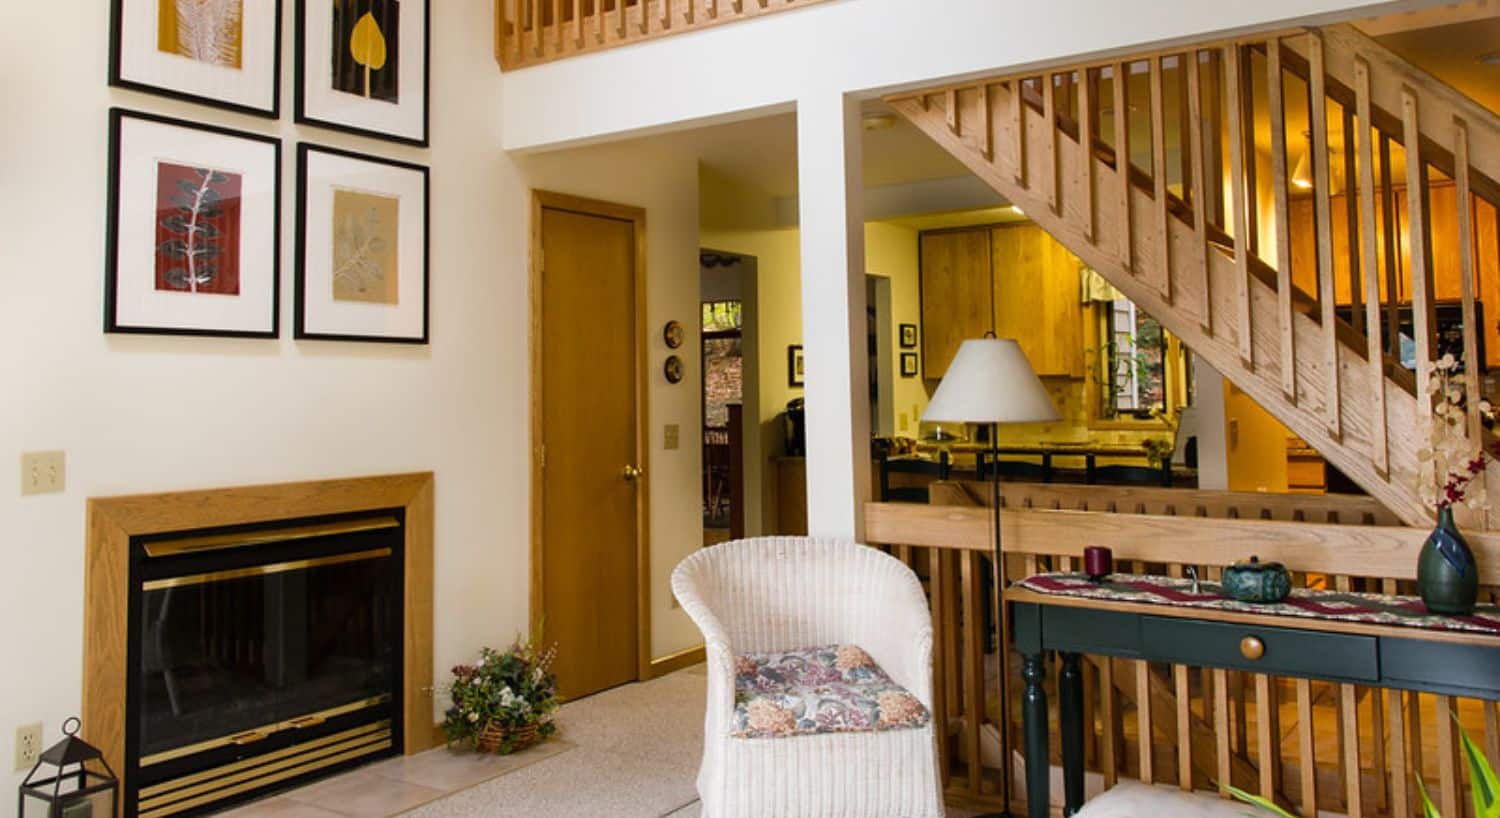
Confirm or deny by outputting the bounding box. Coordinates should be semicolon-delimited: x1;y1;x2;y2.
621;464;643;481
1240;636;1265;661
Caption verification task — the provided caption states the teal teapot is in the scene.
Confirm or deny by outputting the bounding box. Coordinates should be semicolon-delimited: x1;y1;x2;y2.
1221;556;1292;603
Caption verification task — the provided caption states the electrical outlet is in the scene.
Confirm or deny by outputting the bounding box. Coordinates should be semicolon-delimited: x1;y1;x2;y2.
898;412;909;432
663;424;680;450
20;451;65;495
15;722;42;772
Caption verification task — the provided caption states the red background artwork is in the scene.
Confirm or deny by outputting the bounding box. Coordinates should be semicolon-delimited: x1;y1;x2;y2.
154;161;244;295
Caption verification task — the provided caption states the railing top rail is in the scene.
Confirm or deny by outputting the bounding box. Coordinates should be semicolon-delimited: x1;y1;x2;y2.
863;501;1500;585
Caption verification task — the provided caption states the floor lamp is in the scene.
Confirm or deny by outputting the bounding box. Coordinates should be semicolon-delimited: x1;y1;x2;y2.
921;338;1060;817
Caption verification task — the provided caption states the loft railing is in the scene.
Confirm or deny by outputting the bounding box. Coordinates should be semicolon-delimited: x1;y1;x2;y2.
864;485;1500;817
494;0;833;70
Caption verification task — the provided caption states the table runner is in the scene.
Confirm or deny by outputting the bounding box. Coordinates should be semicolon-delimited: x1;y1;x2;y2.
1017;572;1500;636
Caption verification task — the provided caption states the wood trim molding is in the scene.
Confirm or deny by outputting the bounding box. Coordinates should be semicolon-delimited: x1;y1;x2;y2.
529;190;653;684
649;645;706;678
82;472;439;795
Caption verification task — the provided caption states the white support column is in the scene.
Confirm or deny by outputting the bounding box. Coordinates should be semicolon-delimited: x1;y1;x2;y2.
1191;357;1229;490
796;92;870;539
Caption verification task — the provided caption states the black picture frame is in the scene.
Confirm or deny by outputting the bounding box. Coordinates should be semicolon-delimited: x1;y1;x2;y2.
788;345;805;388
105;108;283;338
109;0;284;118
899;323;919;349
295;0;431;147
901;352;920;378
295;142;430;344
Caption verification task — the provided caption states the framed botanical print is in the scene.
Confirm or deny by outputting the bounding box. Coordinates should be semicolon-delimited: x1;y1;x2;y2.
296;0;430;146
899;323;918;349
296;143;429;343
106;109;282;337
901;352;920;378
110;0;283;117
788;345;805;388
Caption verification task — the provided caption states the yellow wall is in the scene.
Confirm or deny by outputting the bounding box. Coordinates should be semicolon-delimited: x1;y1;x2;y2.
1224;382;1291;493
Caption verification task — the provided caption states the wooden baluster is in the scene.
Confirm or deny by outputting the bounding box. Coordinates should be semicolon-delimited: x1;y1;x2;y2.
940;552;960;726
1112;62;1132;271
1255;674;1280;801
1149;56;1171;304
930;548;951;786
1408;692;1425;813
639;0;650;33
945;88;959;135
554;0;564;54
978;84;992;161
661;0;671;29
1137;660;1155;783
1175;664;1193;790
1297;679;1319;817
1369;688;1388;811
1404;87;1436;420
1343;108;1363;336
530;0;543;58
1079;67;1097;243
1389;689;1411;818
1044;74;1060;215
1014;79;1028;188
1083;658;1097;769
1354;58;1390;476
1435;694;1460;818
1487;701;1500;775
1380;135;1402;358
497;0;509;64
596;0;607;43
1267;37;1296;402
1455;117;1482;443
617;0;627;38
1308;32;1342;441
572;0;584;47
683;0;693;25
1340;684;1363;817
1213;669;1230;796
707;0;717;18
1186;49;1211;334
1100;656;1119;788
1225;44;1253;367
961;551;985;797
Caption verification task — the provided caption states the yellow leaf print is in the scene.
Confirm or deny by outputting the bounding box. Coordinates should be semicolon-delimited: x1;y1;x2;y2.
349;11;387;98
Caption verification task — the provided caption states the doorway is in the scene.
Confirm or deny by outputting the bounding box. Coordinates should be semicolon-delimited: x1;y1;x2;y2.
699;249;760;545
531;191;649;700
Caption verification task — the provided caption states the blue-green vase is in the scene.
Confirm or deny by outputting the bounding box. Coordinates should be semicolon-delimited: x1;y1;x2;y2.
1418;505;1478;616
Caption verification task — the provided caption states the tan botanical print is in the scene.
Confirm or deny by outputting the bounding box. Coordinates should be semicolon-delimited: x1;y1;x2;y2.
331;188;400;304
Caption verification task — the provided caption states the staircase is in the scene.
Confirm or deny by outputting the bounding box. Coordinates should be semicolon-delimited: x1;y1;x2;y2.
888;23;1500;527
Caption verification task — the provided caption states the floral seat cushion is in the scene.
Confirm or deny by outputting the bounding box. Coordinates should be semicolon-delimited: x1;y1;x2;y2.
730;644;930;739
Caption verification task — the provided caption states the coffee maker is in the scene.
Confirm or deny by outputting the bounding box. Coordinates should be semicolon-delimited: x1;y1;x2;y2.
783;398;806;456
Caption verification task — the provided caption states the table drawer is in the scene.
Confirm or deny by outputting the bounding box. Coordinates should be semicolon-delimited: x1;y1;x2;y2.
1141;616;1379;682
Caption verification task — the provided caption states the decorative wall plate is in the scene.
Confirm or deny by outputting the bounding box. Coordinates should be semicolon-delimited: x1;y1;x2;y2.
664;355;684;384
663;320;684;349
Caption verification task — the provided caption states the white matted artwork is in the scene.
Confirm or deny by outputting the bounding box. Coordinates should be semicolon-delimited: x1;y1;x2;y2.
111;0;282;117
296;0;429;146
106;109;282;337
296;143;429;343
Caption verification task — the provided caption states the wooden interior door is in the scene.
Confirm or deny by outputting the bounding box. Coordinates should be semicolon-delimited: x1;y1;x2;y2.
535;195;644;700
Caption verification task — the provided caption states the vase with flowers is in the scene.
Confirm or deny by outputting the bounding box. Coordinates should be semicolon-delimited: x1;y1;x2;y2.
1416;353;1497;615
438;633;559;754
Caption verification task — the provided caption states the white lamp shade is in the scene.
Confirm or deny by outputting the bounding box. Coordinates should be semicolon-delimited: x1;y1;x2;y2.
922;338;1060;424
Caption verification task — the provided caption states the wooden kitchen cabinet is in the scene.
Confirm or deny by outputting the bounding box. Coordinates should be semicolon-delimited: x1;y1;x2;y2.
992;223;1084;377
920;229;994;379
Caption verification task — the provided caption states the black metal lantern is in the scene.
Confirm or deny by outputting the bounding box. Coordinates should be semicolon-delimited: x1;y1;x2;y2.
18;719;117;818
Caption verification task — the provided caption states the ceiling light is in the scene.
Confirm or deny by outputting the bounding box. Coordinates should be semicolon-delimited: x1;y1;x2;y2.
861;113;897;131
1009;205;1025;216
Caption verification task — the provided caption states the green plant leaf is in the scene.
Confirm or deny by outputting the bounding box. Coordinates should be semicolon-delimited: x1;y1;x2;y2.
1224;784;1301;818
1458;716;1500;818
1417;775;1444;818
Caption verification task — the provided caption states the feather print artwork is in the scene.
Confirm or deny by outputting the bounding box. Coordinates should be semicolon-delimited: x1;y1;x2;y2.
161;0;244;69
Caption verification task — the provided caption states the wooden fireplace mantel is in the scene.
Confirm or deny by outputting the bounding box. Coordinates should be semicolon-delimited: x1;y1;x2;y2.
83;472;439;798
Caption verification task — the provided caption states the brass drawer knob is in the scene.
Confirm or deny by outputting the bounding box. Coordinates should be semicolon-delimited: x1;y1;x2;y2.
1240;636;1265;661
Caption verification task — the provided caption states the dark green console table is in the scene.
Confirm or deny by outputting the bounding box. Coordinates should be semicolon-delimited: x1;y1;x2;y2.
1008;587;1500;818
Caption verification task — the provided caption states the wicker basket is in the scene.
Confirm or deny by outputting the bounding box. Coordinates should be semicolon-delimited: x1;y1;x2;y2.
475;722;541;754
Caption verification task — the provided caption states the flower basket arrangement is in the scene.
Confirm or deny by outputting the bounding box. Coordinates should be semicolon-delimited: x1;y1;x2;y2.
439;635;559;755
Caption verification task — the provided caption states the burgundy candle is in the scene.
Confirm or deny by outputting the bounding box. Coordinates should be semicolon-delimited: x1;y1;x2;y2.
1084;546;1113;582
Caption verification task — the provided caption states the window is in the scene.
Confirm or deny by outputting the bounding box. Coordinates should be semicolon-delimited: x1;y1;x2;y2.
1102;298;1168;418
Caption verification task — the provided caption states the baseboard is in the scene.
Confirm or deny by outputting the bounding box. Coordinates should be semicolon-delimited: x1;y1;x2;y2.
649;645;706;678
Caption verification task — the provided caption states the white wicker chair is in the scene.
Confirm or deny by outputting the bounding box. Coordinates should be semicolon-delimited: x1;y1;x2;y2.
671;537;944;818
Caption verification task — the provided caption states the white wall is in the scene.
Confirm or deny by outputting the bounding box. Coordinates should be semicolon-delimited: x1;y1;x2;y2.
0;2;529;796
500;0;1434;151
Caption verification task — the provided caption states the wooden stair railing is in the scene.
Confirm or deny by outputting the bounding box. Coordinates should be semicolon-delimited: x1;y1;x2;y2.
494;0;833;70
888;24;1500;528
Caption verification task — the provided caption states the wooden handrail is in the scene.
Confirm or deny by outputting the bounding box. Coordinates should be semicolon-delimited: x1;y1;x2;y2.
494;0;834;70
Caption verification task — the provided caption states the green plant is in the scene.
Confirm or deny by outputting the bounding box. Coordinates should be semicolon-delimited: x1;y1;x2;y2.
438;632;560;753
1227;713;1499;818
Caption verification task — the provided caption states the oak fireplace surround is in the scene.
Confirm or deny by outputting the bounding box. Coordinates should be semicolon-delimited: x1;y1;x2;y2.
84;474;437;818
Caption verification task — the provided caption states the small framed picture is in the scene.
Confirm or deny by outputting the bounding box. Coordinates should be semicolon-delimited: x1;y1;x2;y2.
899;323;919;349
788;345;805;388
296;0;430;146
110;0;283;117
105;109;282;337
901;352;920;378
295;143;429;343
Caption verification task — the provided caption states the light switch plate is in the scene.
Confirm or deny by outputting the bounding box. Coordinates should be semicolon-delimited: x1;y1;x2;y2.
898;412;909;432
663;424;680;450
20;451;65;495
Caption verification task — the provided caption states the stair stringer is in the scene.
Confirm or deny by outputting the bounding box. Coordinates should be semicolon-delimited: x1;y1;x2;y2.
889;84;1429;526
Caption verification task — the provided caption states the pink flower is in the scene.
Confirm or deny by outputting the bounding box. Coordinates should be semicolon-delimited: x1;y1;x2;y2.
834;645;875;672
745;699;796;734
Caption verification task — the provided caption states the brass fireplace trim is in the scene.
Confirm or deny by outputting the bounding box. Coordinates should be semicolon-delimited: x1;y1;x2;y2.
138;721;390;802
139;695;393;767
141;547;394;591
142;515;401;558
84;472;437;816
